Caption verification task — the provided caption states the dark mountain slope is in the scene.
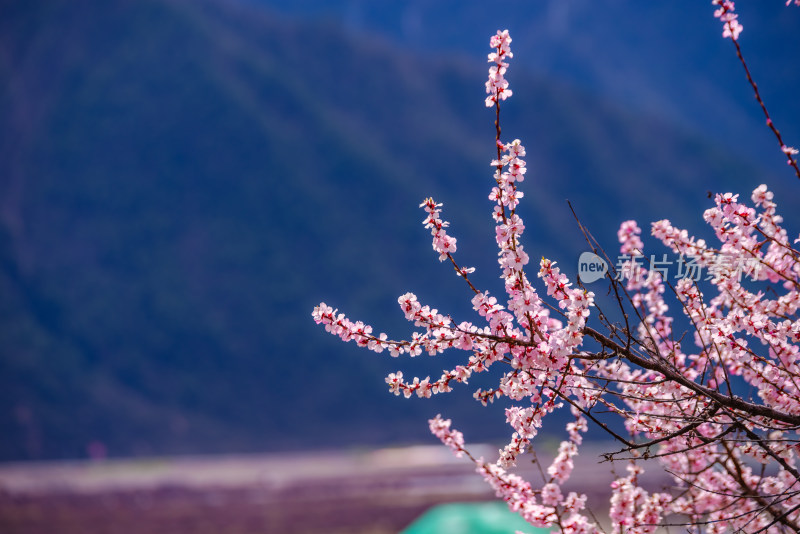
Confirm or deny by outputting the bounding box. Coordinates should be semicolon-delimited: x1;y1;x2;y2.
247;0;800;176
0;0;791;459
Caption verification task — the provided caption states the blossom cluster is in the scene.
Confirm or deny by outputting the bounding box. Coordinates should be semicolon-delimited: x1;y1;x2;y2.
473;419;595;533
485;29;513;107
313;22;800;534
429;414;465;457
314;30;606;532
712;0;743;40
608;464;669;534
420;197;458;262
600;184;800;530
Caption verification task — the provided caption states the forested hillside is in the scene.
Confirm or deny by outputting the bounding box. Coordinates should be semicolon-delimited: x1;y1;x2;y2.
0;0;794;460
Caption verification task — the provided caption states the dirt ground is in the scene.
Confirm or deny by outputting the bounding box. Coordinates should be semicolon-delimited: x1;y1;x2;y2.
0;444;668;533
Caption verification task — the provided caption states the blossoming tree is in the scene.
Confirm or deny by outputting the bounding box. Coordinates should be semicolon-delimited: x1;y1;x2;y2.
313;3;800;532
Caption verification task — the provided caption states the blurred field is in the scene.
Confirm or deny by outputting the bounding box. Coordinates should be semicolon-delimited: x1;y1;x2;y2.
0;444;668;533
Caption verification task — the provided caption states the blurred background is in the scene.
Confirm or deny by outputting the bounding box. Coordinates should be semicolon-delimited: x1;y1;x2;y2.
1;0;799;532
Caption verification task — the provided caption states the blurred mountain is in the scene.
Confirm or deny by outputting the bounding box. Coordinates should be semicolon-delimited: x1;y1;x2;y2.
246;0;800;176
0;0;795;460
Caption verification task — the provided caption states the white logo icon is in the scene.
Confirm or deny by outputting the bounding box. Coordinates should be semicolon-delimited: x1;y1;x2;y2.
578;252;608;283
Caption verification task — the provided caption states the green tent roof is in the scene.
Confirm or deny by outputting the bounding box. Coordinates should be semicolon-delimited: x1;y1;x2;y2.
401;501;551;534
